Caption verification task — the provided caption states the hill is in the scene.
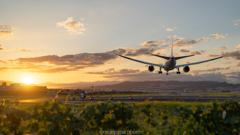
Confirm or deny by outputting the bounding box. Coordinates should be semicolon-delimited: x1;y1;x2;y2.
94;81;240;93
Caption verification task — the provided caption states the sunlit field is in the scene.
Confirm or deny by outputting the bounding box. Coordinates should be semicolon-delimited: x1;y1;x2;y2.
1;95;240;134
1;92;239;101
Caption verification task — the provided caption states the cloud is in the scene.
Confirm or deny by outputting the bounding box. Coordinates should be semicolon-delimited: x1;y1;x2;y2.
198;37;210;41
191;67;231;75
233;19;240;26
225;72;240;84
0;44;5;50
166;27;177;31
0;25;13;37
211;34;228;39
174;37;209;48
222;50;240;60
219;46;227;53
4;47;161;73
16;48;31;52
142;35;211;49
57;17;86;34
86;67;235;83
233;19;240;22
14;47;158;65
236;44;240;49
0;44;30;52
205;54;221;58
236;62;240;67
0;25;11;29
87;68;140;75
189;50;205;55
180;49;190;53
141;40;167;47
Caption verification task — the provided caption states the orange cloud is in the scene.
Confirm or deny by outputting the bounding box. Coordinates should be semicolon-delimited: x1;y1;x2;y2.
0;25;13;37
211;34;228;39
180;49;190;53
166;27;177;31
236;62;240;67
0;44;5;50
236;44;240;49
57;17;86;34
190;50;205;55
205;54;220;58
0;44;30;52
233;19;240;26
1;47;162;73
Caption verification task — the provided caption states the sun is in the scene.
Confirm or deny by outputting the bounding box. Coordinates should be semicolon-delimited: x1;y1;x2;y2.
22;76;34;85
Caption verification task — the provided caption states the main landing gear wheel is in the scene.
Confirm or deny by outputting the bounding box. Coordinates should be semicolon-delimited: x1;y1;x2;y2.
158;71;162;74
176;67;181;74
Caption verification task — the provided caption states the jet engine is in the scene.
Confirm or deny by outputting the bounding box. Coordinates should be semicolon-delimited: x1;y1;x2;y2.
183;66;190;73
148;65;154;72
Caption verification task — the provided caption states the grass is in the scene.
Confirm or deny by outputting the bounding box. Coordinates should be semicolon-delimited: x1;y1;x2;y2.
0;93;169;101
0;94;53;100
1;92;238;105
187;92;240;96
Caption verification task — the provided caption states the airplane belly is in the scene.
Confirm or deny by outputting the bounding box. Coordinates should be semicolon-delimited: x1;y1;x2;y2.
164;60;176;71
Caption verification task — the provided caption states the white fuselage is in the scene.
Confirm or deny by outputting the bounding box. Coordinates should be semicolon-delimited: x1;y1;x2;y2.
164;56;176;71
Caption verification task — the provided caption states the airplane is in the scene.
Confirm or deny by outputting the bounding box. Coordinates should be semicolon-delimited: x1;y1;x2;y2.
117;36;223;75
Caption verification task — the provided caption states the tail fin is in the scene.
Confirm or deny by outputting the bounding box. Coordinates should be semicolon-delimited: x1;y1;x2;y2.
171;35;173;56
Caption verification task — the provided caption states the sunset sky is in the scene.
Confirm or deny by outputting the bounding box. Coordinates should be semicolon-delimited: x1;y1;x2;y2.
1;1;240;86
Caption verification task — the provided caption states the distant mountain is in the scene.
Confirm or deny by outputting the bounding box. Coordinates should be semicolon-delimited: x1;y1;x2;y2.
2;80;240;92
94;81;240;92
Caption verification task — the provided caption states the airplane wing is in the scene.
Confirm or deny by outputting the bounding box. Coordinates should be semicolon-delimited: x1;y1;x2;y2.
175;56;223;68
117;54;164;67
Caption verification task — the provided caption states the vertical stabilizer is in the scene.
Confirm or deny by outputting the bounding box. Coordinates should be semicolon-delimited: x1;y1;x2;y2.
171;35;173;56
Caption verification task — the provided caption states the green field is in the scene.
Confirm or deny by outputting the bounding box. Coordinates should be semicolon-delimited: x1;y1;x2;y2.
1;92;239;101
1;98;240;134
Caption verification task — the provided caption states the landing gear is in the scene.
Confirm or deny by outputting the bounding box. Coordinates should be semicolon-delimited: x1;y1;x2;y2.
176;67;181;74
159;67;162;74
166;71;169;75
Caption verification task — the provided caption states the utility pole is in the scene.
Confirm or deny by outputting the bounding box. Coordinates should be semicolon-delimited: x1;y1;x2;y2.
92;85;93;95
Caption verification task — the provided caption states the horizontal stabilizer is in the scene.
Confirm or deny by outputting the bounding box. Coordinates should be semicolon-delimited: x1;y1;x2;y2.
151;54;170;60
175;55;194;60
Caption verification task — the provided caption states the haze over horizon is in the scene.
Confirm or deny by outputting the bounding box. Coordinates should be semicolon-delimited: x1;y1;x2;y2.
1;1;240;85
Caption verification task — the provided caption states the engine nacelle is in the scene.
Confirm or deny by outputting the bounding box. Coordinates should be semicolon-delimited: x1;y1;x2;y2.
183;66;190;73
148;65;155;72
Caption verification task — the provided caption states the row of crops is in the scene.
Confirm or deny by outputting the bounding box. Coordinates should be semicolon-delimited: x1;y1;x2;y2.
0;100;240;134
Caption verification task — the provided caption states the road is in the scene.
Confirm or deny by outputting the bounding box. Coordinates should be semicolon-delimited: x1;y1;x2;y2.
18;94;239;103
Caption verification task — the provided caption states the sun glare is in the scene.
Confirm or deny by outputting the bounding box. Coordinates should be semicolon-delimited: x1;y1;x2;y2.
22;76;34;85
